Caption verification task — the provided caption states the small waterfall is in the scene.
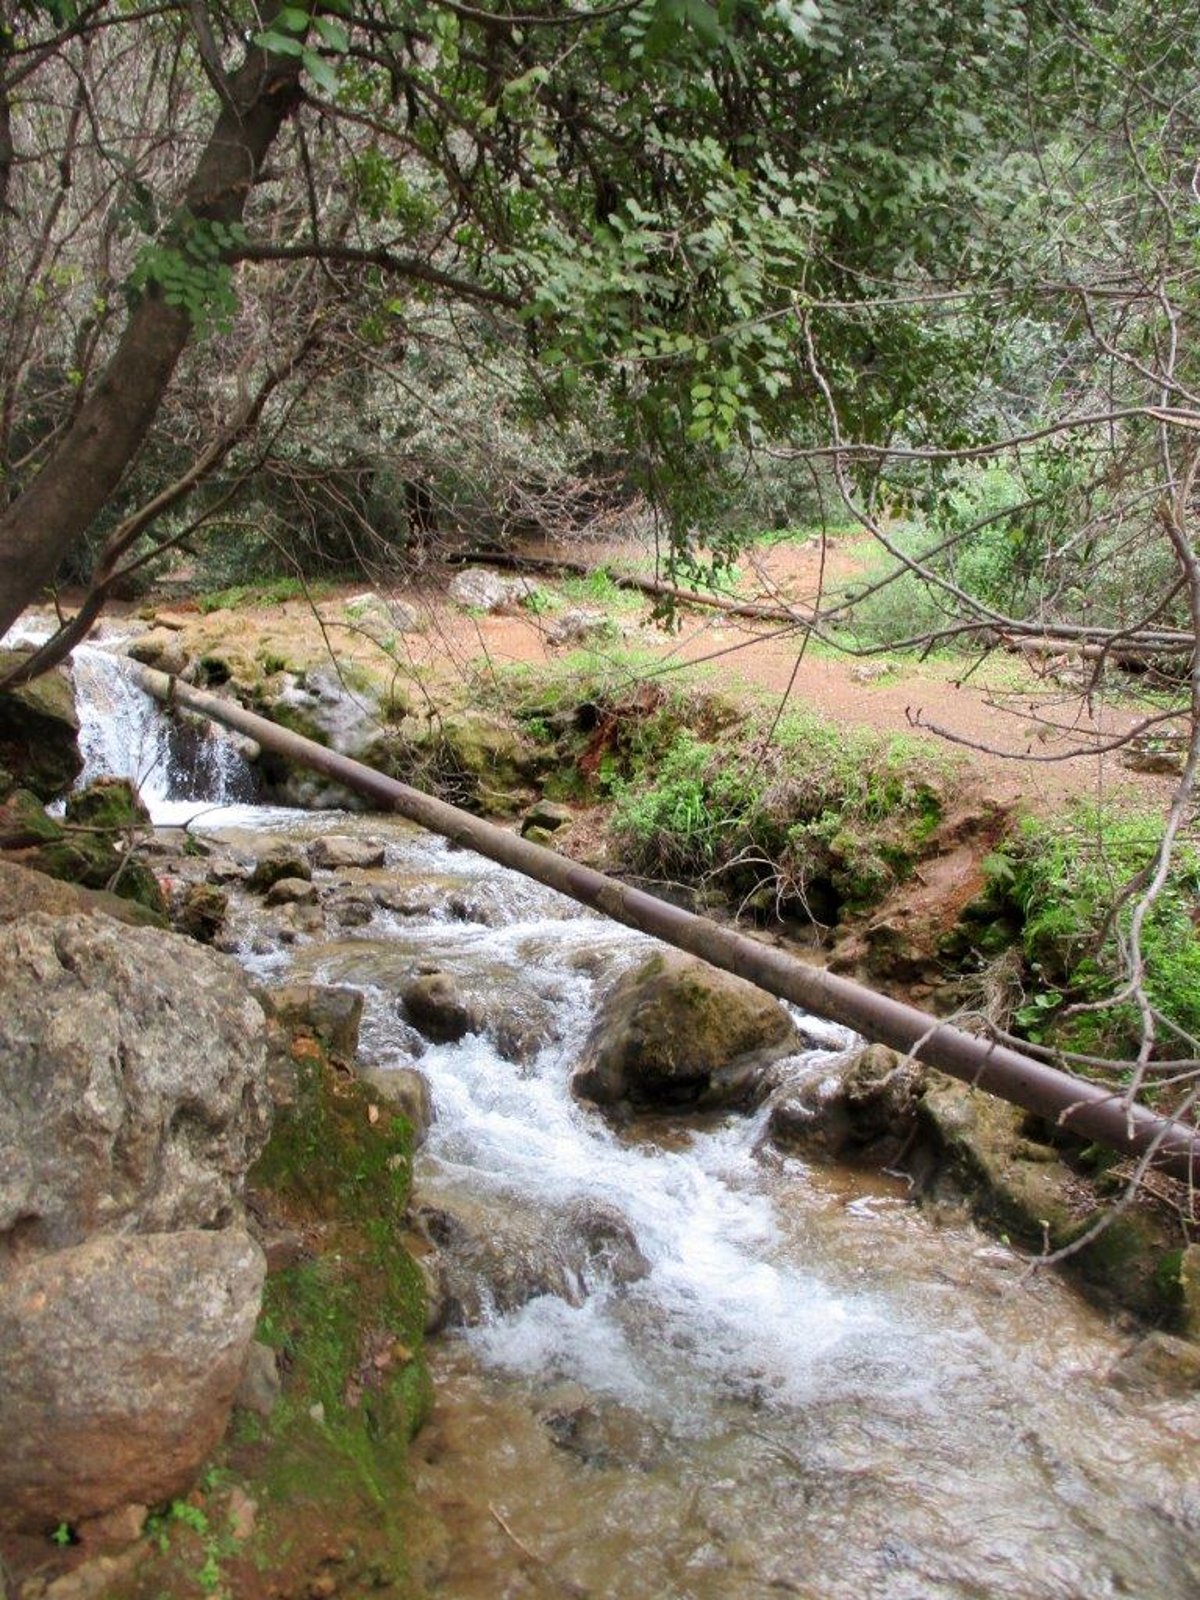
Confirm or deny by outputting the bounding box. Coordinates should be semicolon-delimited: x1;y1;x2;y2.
4;618;257;822
70;644;258;822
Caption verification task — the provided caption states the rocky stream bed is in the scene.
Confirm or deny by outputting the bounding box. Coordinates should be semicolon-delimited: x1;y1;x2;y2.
2;616;1200;1599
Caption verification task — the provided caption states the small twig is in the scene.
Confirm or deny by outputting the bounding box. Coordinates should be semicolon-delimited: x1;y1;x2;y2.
488;1503;544;1565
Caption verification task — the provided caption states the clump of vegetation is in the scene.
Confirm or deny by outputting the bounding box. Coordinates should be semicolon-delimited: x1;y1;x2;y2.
197;577;330;614
991;807;1200;1064
609;711;948;923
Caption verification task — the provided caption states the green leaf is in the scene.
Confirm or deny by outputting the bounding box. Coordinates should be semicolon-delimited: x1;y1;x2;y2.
312;16;349;53
253;30;304;56
300;46;340;95
682;0;723;46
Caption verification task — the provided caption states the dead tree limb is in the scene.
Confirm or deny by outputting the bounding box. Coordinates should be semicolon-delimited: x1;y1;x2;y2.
453;549;812;626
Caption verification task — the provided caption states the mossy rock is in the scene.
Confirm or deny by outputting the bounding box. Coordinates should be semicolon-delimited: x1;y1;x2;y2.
916;1074;1186;1323
248;845;312;892
0;788;66;849
573;949;804;1111
1181;1244;1200;1339
10;829;167;916
238;1037;432;1566
0;651;82;801
65;776;150;832
431;712;543;814
173;882;229;944
125;627;189;676
378;712;545;818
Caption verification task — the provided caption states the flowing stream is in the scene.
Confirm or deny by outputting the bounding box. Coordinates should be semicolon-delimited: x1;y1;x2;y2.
56;635;1200;1598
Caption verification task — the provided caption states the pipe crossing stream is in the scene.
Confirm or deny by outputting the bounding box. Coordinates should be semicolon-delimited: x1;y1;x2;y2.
47;638;1200;1595
131;662;1200;1185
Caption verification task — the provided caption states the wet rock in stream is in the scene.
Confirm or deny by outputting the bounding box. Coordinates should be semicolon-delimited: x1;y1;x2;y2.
573;948;809;1113
413;1195;648;1331
358;1064;436;1145
400;964;560;1063
401;968;478;1043
536;1383;664;1471
247;843;311;892
264;875;318;907
307;834;386;871
767;1042;925;1164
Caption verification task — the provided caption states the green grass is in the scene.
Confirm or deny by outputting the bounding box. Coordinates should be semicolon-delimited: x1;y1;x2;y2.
609;713;949;921
558;568;646;611
197;576;331;613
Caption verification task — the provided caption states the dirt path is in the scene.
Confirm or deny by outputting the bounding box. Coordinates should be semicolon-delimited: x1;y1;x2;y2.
392;534;1179;816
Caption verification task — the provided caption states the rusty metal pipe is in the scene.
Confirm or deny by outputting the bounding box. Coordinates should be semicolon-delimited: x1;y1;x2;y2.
131;663;1200;1184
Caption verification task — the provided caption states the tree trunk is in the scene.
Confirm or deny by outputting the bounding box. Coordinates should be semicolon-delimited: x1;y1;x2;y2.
0;35;302;640
132;662;1200;1185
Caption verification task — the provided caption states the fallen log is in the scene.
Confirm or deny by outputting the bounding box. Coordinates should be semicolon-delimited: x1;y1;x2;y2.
453;548;809;626
132;662;1200;1184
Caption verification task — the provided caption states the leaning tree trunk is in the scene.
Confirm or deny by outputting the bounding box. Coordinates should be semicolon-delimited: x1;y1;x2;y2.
0;34;302;641
133;663;1200;1185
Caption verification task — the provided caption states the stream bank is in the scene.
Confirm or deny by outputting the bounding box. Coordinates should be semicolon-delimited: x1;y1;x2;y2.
3;604;1200;1598
95;598;1200;1320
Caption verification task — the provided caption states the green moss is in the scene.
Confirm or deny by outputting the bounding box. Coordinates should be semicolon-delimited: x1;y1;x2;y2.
17;831;167;915
0;653;83;801
65;777;149;832
0;788;65;848
246;1042;431;1486
197;577;328;613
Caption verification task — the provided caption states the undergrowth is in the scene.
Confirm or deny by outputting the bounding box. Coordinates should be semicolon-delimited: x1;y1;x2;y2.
607;710;948;923
197;576;332;613
994;807;1200;1064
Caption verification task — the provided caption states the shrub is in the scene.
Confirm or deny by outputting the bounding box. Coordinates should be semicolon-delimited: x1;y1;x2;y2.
610;716;946;922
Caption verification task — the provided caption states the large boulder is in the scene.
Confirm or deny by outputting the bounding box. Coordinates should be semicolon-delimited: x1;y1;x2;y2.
572;949;805;1112
447;567;529;613
0;651;82;801
0;1228;265;1529
0;913;272;1255
0;910;272;1534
